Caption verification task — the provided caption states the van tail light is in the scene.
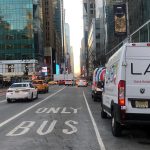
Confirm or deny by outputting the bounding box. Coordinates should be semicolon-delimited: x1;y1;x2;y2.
118;80;125;106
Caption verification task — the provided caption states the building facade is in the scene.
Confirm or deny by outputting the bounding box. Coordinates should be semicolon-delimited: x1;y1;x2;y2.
0;0;43;80
104;0;150;60
83;0;95;76
87;18;101;76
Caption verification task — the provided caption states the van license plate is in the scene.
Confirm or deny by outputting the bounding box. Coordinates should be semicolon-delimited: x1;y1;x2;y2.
135;101;148;108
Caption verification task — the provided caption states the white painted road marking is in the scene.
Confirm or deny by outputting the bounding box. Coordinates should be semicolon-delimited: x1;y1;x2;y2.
0;87;65;128
83;91;106;150
0;100;6;104
6;120;78;136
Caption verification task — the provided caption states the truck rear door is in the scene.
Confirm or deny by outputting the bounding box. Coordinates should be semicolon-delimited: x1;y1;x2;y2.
125;45;150;113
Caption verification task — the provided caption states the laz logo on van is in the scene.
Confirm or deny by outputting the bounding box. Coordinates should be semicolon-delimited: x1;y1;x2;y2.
131;63;150;75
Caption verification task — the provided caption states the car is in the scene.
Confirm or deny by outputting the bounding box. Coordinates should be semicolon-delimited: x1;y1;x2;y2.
6;82;38;103
32;80;49;93
78;79;88;87
58;80;65;85
65;80;73;86
48;81;57;85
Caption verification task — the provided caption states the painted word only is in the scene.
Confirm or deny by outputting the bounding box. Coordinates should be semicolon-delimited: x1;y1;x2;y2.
6;120;78;136
35;107;81;114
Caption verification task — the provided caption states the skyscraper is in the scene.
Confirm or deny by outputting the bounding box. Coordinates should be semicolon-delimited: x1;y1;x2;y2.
0;0;43;80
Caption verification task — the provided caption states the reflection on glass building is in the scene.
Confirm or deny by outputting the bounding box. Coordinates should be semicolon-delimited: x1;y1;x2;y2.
0;0;43;79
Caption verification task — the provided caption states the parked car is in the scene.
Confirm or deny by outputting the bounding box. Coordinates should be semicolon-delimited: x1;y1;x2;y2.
6;82;38;103
32;80;49;93
78;79;88;87
58;80;65;85
101;43;150;137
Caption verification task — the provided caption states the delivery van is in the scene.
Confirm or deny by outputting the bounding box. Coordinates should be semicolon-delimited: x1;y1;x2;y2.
101;43;150;137
92;67;105;101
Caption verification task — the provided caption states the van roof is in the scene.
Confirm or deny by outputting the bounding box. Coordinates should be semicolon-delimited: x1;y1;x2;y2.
126;42;150;47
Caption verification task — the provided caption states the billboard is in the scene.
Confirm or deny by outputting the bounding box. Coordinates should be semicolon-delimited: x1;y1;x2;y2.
113;4;127;36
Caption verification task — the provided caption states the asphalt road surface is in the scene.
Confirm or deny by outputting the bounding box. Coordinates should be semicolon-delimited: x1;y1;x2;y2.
0;85;150;150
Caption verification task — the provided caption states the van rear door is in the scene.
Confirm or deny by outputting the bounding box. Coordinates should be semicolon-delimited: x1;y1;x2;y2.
125;45;150;113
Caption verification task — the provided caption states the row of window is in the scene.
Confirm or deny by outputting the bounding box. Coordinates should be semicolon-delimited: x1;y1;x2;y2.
4;64;33;73
0;44;33;50
0;54;34;60
0;34;33;40
0;1;32;4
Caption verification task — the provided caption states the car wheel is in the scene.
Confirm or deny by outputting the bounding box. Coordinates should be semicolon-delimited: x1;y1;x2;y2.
30;93;33;101
35;93;38;99
111;111;122;137
7;98;12;103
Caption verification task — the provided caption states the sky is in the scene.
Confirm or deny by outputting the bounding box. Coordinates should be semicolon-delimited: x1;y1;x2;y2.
64;0;83;76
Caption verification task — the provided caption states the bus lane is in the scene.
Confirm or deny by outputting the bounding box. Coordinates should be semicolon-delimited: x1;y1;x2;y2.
0;86;102;150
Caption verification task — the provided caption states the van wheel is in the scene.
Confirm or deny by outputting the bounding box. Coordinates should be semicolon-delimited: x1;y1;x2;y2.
7;98;12;103
101;103;107;118
101;110;107;119
93;94;97;101
111;112;122;137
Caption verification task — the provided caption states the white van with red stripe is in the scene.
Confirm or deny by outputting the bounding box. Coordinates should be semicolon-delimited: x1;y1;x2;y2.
101;43;150;137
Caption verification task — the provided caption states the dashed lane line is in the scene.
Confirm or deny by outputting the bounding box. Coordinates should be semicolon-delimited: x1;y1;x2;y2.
83;91;106;150
0;87;65;128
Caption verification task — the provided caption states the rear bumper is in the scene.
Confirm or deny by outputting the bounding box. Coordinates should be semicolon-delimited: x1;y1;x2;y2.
6;93;29;99
124;113;150;124
93;91;102;99
112;103;150;125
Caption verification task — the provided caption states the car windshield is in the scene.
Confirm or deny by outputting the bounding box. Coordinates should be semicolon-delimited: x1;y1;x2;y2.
10;84;28;88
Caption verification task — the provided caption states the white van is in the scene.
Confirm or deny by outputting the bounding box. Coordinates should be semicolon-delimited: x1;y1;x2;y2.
91;67;105;101
101;43;150;137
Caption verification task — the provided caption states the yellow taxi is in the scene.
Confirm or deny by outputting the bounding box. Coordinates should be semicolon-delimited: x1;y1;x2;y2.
32;80;49;93
48;81;57;85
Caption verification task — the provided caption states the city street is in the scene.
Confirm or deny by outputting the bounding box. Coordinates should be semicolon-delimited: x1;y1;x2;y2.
0;85;149;150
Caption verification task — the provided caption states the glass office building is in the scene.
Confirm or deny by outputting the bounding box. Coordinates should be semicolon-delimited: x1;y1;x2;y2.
0;0;43;61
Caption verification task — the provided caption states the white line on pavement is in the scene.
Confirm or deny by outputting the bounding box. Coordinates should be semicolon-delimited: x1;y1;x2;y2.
0;100;6;104
83;91;106;150
0;87;65;128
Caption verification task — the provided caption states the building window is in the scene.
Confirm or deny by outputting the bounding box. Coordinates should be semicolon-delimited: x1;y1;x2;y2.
96;43;100;48
90;3;93;8
90;10;94;14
